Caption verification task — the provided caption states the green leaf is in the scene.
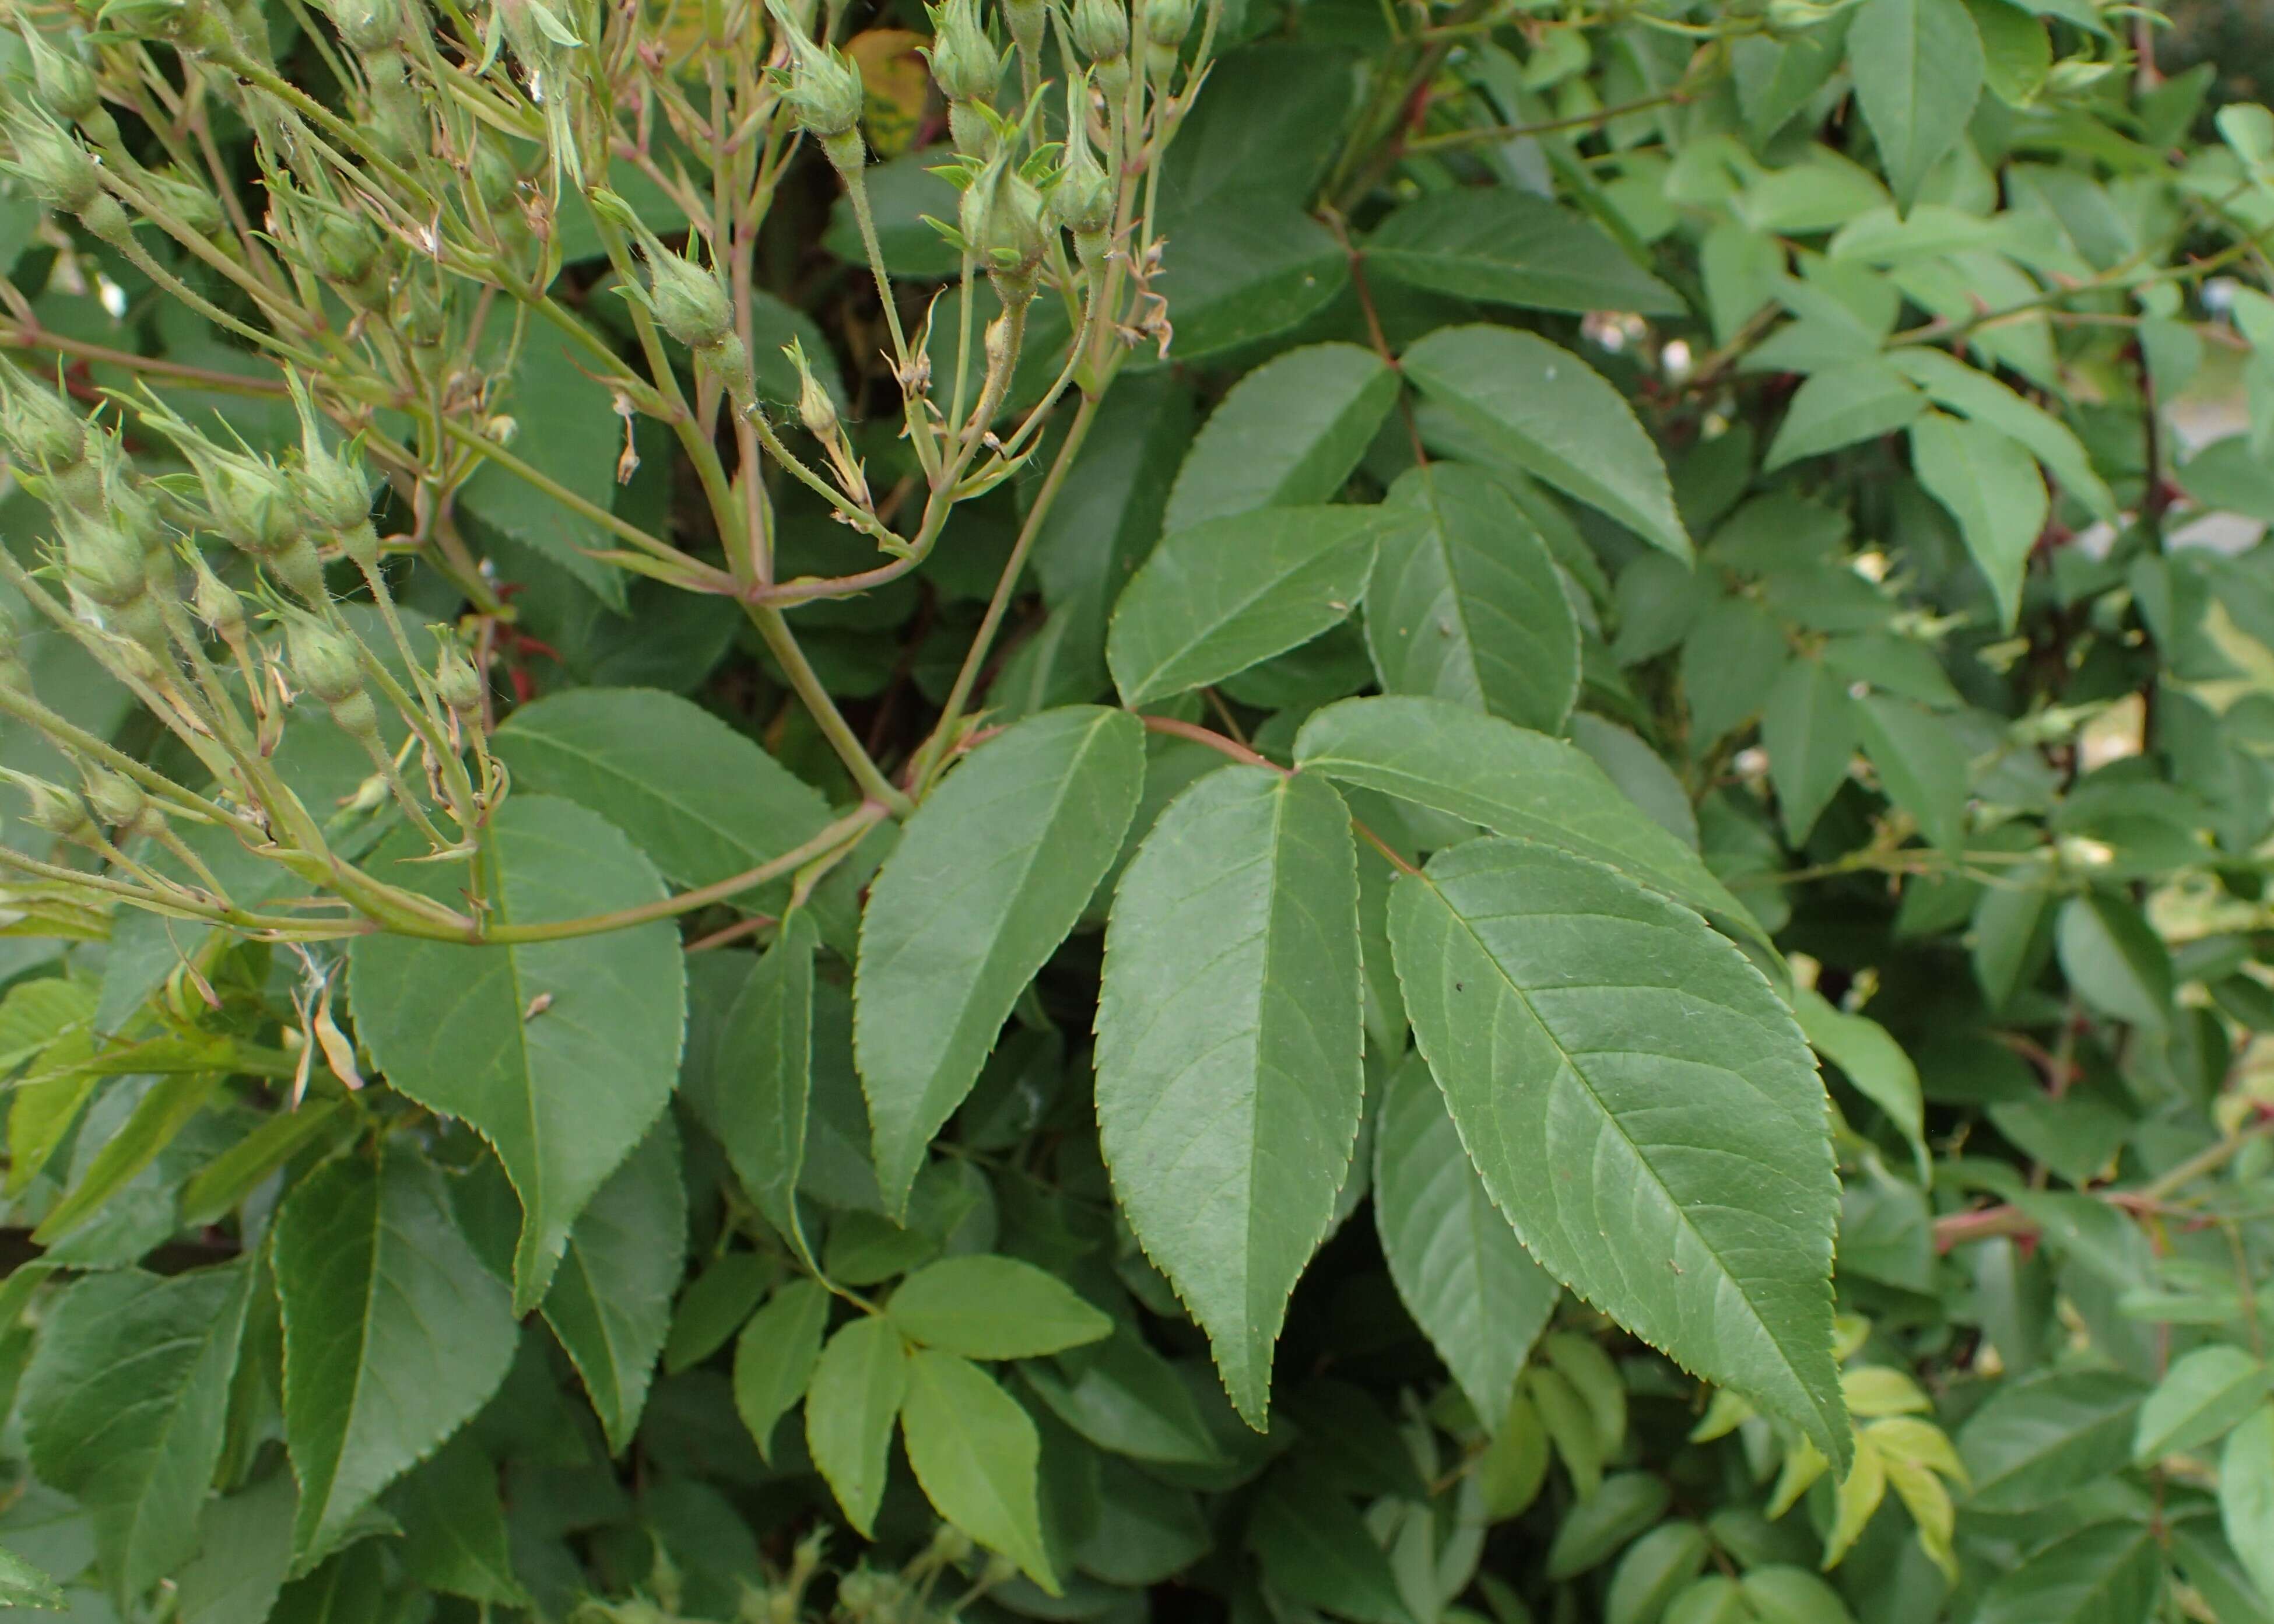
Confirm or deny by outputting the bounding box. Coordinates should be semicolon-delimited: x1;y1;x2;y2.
1402;325;1690;562
1106;507;1384;706
173;1471;295;1624
1294;697;1761;944
1096;765;1364;1426
1792;988;1926;1174
540;1116;686;1454
1765;363;1925;470
1547;1472;1673;1580
662;1251;773;1373
273;1150;518;1568
1849;0;1986;209
494;687;840;922
33;1072;217;1243
1163;344;1399;536
1974;1521;2160;1624
1154;200;1350;359
1033;371;1195;661
1387;839;1847;1468
899;1349;1058;1591
733;1281;830;1461
2056;893;2173;1033
2135;1346;2272;1462
1018;1329;1227;1467
1372;1053;1557;1425
458;341;634;609
681;909;817;1261
1956;1369;2144;1512
0;977;93;1073
1363;191;1683;316
1761;655;1858;846
0;1549;64;1612
347;795;688;1309
382;1436;527;1604
1366;464;1581;735
2223;1404;2274;1610
1909;413;2048;629
20;1264;251;1596
1965;0;2050;107
805;1316;907;1538
1740;1566;1858;1624
856;707;1145;1213
182;1098;351;1227
1887;348;2115;519
1852;692;1970;853
1248;1474;1411;1624
886;1256;1112;1359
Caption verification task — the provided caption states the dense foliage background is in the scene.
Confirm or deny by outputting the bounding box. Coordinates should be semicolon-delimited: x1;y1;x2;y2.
2;0;2273;1621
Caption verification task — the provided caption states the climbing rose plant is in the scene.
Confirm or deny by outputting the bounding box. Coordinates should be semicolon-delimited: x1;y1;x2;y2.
0;0;2271;1619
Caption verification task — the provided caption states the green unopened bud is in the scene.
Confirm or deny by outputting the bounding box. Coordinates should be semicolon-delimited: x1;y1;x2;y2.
58;508;148;609
286;618;363;704
319;0;403;52
211;459;302;557
402;279;446;347
924;0;998;106
1002;0;1043;65
104;592;172;671
1;105;106;216
313;210;382;287
189;552;245;637
786;336;838;439
141;165;226;238
0;360;89;471
964;159;1048;303
472;138;525;214
434;641;483;715
82;766;151;833
15;776;94;840
1070;0;1127;65
286;375;374;536
1050;78;1113;250
1142;0;1191;76
645;246;735;351
769;2;865;157
22;29;104;126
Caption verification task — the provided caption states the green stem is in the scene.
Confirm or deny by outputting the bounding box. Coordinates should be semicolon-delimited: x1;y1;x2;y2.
745;603;916;818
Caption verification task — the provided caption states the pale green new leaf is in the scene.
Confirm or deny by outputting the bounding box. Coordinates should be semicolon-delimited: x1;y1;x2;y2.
273;1151;518;1569
2222;1405;2274;1612
1765;363;1925;470
347;795;687;1310
1373;1054;1558;1425
805;1317;907;1538
899;1350;1058;1591
856;707;1144;1214
1363;191;1682;315
1849;0;1986;209
20;1263;252;1597
734;1281;830;1461
540;1116;686;1454
1403;326;1690;561
886;1255;1111;1359
682;910;817;1261
1096;765;1364;1426
1293;696;1761;943
1163;344;1399;534
1909;413;2048;630
1387;840;1847;1467
1106;507;1384;706
1367;463;1581;735
0;1548;63;1611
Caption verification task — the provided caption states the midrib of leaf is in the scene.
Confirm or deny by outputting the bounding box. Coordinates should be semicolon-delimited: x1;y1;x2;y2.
478;833;549;1277
1414;872;1842;1451
94;1317;230;1580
